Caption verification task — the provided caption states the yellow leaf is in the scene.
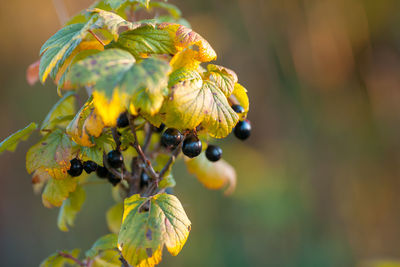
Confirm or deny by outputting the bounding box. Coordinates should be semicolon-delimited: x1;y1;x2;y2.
42;177;78;208
93;90;128;127
231;83;249;120
170;48;200;71
185;153;236;195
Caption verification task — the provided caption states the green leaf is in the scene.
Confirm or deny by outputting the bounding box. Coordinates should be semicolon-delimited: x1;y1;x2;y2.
231;83;249;120
107;25;176;58
26;129;76;179
41;92;76;131
40;249;80;267
159;174;176;189
107;202;123;234
57;185;86;231
205;64;238;97
0;122;37;154
91;250;121;267
118;193;191;267
148;2;182;19
185;153;236;195
86;233;118;258
39;19;96;83
42;177;78;208
80;145;104;166
106;0;150;9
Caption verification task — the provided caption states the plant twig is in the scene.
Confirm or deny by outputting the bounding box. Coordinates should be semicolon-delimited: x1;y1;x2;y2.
142;123;153;153
119;254;131;267
58;252;85;267
88;29;106;46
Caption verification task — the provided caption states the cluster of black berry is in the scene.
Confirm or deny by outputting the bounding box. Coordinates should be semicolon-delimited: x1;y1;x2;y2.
67;150;124;186
159;104;251;162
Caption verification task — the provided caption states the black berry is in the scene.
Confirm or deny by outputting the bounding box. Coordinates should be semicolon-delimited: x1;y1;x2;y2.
153;123;165;133
107;150;124;168
117;112;129;128
140;172;150;188
161;128;183;149
68;158;83;177
107;172;121;186
234;120;251;140
83;160;98;174
96;166;109;179
182;134;202;158
205;145;222;162
232;104;245;114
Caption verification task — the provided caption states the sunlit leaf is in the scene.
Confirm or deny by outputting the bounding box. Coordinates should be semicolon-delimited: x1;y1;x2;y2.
205;64;238;97
107;202;124;234
26;129;76;179
170;48;200;71
231;83;249;120
41;92;76;131
42;177;78;208
57;185;86;231
0;122;37;154
118;193;191;267
106;0;150;10
39;19;97;83
40;249;80;267
185;153;236;195
86;233;118;258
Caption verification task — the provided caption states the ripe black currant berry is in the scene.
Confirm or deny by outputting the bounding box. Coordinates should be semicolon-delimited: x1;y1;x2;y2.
232;104;245;114
83;160;98;174
182;134;202;158
234;120;251;140
161;128;183;149
107;173;121;186
68;158;83;177
140;172;150;188
96;166;109;179
205;145;223;162
107;150;124;168
154;123;165;133
117;112;129;128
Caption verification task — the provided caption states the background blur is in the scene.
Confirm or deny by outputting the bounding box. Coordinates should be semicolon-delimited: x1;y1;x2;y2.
1;0;400;266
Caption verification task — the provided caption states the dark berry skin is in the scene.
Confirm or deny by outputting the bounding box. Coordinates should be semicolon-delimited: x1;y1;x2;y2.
68;158;83;177
140;172;150;188
107;150;124;168
117;112;129;128
107;172;121;186
182;135;202;158
161;128;183;149
83;161;98;174
96;166;109;179
153;123;165;133
234;120;251;140
232;104;245;114
205;145;223;162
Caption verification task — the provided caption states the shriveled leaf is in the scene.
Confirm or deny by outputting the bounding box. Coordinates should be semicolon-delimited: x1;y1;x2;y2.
205;64;238;97
41;92;76;131
26;129;76;179
32;168;51;194
40;249;80;267
39;19;96;83
27;60;40;85
231;83;249;120
107;25;176;58
185;153;236;195
0;122;37;154
86;233;118;258
159;23;217;62
42;177;78;208
107;202;123;234
118;193;191;267
57;185;86;231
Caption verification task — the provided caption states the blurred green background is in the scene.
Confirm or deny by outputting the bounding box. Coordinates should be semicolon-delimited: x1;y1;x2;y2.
1;0;400;266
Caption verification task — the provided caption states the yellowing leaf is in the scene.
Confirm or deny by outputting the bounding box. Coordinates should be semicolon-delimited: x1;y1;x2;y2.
86;233;118;258
185;153;236;195
39;19;97;83
170;48;200;71
118;193;191;267
57;185;86;231
205;64;238;97
26;129;76;179
106;0;150;9
42;177;78;208
40;249;80;267
41;92;76;131
231;83;249;120
93;90;128;127
107;202;124;234
0;122;37;154
91;250;121;267
159;23;217;62
32;168;51;195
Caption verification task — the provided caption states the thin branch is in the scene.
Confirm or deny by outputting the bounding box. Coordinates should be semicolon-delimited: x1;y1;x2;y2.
119;254;131;267
88;29;106;46
159;143;181;179
142;123;153;153
52;0;69;25
58;252;85;267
